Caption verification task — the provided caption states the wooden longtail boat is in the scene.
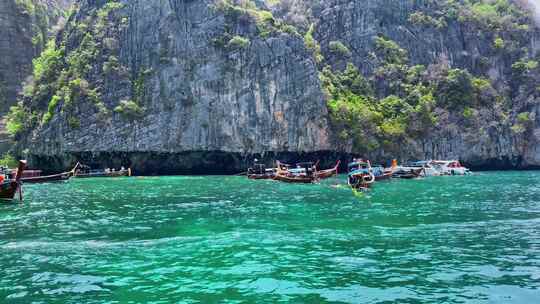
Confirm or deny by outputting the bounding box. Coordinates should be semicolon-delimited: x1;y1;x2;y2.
74;165;131;178
371;166;393;181
375;172;392;181
273;173;317;183
273;161;319;184
248;173;274;180
0;160;26;201
15;163;80;184
247;164;276;180
315;160;341;179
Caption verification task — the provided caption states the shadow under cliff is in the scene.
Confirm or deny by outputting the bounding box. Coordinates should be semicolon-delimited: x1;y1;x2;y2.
23;151;540;175
25;151;355;175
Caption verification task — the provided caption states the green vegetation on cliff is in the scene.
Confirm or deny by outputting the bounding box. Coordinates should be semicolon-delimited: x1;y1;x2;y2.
321;29;536;154
7;1;134;138
316;0;539;155
215;0;299;40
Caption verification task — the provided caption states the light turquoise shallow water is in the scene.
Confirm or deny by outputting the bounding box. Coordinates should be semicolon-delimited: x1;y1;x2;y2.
0;172;539;303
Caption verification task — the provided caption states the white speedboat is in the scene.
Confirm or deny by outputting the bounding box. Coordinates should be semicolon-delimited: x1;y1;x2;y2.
404;161;442;177
431;160;471;175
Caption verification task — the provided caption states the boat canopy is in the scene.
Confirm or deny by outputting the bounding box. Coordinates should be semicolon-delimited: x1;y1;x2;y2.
349;168;371;176
348;162;370;170
371;166;385;175
288;168;307;174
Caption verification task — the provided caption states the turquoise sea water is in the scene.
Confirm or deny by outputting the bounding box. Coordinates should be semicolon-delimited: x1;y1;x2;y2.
1;172;539;303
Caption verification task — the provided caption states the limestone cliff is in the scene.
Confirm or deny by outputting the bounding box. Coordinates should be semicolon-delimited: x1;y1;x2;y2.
0;0;72;153
12;0;331;172
9;0;540;172
270;0;540;169
0;0;72;112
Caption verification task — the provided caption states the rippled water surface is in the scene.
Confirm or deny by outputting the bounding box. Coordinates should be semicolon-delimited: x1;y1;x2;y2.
1;172;540;303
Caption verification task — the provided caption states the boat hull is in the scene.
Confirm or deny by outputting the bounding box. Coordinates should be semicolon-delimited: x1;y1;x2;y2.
374;172;392;181
1;160;26;201
316;169;337;179
315;161;341;180
443;168;470;175
0;181;19;200
392;168;423;179
273;173;317;184
74;169;131;178
248;174;274;180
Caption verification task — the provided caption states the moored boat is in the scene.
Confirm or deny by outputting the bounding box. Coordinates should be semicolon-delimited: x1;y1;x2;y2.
74;164;132;178
392;167;424;179
315;160;341;179
371;165;393;181
389;159;424;179
273;161;318;184
273;173;317;183
247;163;276;180
12;163;81;184
402;161;441;177
0;160;26;201
431;160;471;175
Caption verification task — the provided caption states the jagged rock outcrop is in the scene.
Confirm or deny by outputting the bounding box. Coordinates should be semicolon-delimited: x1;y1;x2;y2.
0;0;73;153
13;0;331;172
270;0;540;169
10;0;540;172
0;0;72;112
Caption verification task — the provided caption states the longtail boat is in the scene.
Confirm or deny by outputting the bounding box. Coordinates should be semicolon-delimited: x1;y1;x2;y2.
273;173;317;183
273;161;319;184
74;164;132;178
371;165;392;181
0;160;26;201
347;160;375;191
315;160;341;179
15;163;80;184
247;164;276;180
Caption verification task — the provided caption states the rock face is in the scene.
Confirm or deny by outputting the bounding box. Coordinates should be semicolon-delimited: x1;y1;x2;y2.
0;0;37;113
16;0;331;172
11;0;540;172
271;0;540;169
0;0;71;113
0;0;72;153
